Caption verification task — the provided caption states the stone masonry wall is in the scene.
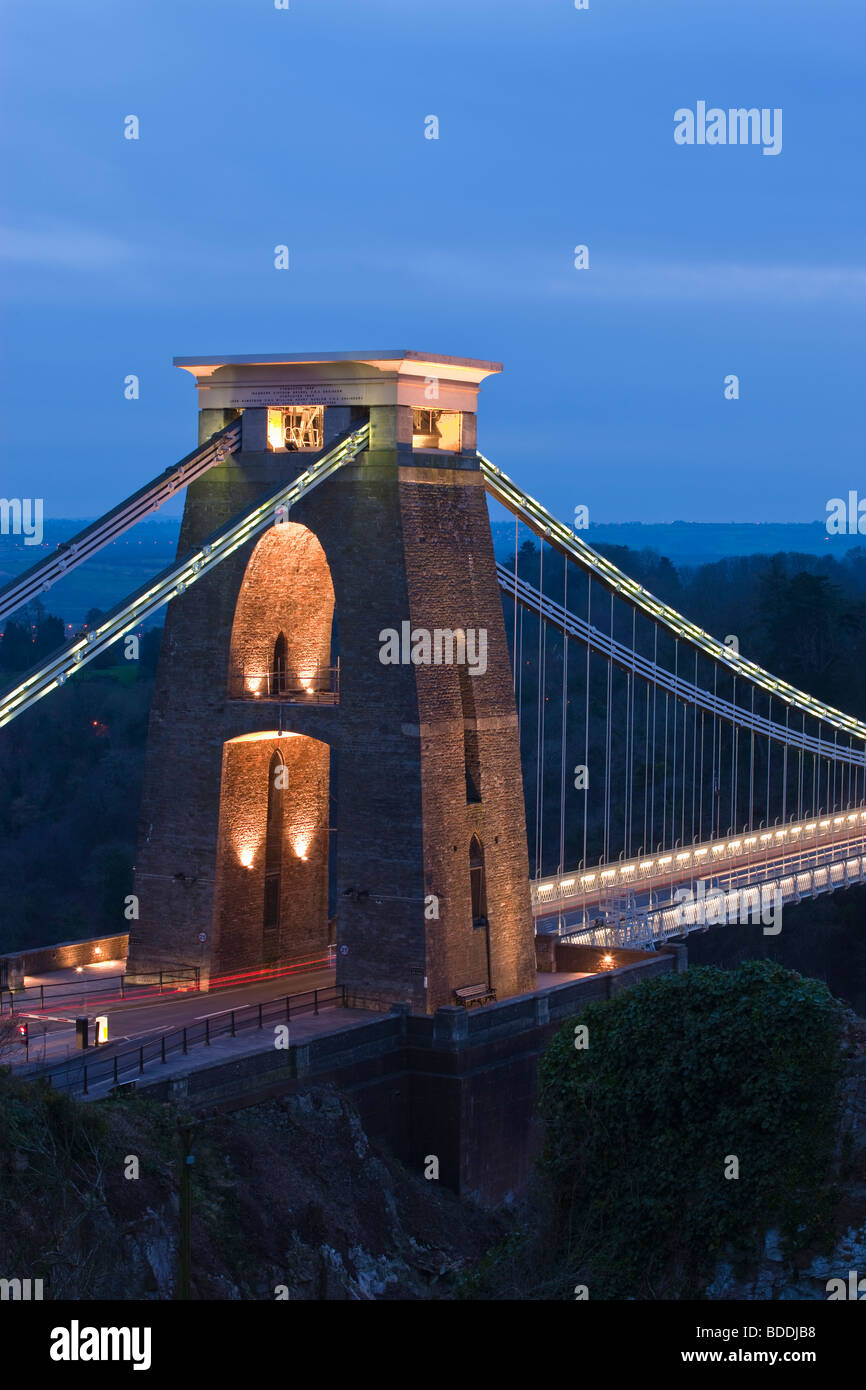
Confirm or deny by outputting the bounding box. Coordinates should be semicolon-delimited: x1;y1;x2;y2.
398;464;537;1010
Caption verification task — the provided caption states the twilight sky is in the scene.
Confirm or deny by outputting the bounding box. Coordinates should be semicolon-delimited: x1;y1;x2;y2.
0;0;863;523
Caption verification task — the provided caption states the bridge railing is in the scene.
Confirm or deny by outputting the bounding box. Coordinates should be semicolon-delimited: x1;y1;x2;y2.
226;662;339;704
532;807;866;915
0;966;199;1015
560;847;866;949
38;983;346;1097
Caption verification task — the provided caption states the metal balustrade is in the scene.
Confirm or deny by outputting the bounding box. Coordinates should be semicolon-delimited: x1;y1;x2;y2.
564;852;866;951
533;807;866;915
552;830;866;948
0;965;199;1014
227;662;339;705
40;983;346;1097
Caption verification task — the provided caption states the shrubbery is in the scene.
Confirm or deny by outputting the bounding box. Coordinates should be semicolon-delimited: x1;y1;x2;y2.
463;961;844;1299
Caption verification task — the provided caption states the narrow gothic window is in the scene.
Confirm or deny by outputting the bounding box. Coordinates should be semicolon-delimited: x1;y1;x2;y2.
469;835;487;926
273;631;288;696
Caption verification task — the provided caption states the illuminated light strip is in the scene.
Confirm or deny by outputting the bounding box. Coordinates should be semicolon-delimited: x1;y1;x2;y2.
531;807;866;907
498;564;866;766
481;455;866;743
0;419;242;623
593;853;866;948
0;425;370;728
560;851;866;949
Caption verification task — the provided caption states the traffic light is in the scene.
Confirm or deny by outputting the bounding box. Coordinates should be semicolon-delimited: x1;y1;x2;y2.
16;1022;28;1045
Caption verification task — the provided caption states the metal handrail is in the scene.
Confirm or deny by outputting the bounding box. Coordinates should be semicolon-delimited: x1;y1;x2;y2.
0;966;199;1014
532;808;866;909
40;983;346;1096
228;662;340;702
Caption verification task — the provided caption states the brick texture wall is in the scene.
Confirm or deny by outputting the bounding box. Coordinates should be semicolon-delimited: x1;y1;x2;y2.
398;468;537;1009
3;933;130;978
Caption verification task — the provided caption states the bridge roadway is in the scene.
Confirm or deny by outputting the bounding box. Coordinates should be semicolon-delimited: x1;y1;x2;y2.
8;809;866;1068
532;807;866;940
8;962;336;1076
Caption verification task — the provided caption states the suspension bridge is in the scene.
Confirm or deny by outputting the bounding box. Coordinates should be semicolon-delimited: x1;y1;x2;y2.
1;349;863;1008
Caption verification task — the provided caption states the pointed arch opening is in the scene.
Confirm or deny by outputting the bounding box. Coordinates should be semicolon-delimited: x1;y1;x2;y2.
213;731;330;976
469;834;488;927
272;632;288;698
228;521;338;704
468;834;492;990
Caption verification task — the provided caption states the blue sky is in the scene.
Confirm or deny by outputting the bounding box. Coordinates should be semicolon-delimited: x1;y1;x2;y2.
0;0;863;523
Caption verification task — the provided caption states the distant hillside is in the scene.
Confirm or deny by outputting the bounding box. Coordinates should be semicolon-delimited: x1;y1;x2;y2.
2;517;863;628
0;520;180;627
492;520;863;569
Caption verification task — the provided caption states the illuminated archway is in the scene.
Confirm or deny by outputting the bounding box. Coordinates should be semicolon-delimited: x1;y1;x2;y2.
229;521;335;701
212;731;330;974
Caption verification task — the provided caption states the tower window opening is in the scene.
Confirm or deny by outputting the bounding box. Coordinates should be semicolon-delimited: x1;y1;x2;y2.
272;632;288;696
267;405;324;452
412;408;462;453
469;835;488;928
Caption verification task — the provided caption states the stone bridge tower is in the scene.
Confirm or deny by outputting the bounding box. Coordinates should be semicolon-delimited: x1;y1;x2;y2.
127;351;536;1013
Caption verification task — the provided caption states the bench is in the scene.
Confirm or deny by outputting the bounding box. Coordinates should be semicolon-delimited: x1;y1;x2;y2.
454;983;497;1009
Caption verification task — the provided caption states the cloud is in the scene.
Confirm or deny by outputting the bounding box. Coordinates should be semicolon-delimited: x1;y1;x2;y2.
0;220;246;298
2;220;863;314
0;223;139;271
374;247;866;308
573;257;866;307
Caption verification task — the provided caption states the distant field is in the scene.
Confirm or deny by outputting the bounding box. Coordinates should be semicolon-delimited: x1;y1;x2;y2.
0;520;180;627
1;516;862;628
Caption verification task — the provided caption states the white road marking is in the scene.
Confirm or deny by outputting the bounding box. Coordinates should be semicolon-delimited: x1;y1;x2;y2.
194;1006;253;1021
17;1014;76;1023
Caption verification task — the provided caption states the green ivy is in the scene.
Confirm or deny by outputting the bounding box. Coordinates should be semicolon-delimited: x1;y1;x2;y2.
537;960;844;1298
